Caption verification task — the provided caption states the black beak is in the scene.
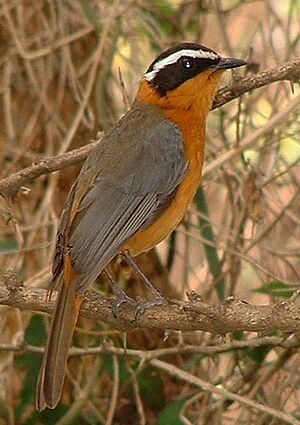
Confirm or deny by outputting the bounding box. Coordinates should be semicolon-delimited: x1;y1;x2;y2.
214;57;247;70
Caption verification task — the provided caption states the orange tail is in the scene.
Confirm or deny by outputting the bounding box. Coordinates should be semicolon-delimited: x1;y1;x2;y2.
36;264;81;411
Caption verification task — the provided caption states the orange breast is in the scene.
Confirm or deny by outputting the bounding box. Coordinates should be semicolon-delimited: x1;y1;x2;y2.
125;110;206;256
124;71;222;256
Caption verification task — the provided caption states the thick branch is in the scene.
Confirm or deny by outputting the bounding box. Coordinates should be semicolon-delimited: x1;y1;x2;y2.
1;274;300;334
0;59;299;200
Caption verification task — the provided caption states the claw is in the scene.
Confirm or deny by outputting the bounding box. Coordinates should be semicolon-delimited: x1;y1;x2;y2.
103;268;137;317
111;288;137;318
104;260;168;319
135;294;168;318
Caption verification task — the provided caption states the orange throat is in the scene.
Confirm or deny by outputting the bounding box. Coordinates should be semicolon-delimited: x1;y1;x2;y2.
125;70;224;256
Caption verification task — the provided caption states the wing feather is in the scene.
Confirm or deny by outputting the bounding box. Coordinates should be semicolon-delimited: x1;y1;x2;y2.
55;102;188;294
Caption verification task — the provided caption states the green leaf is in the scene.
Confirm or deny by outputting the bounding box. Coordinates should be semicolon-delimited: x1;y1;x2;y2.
0;240;18;252
24;405;70;425
167;230;177;271
253;281;295;298
24;314;47;347
233;331;245;341
195;187;225;300
154;0;175;15
138;366;165;410
246;345;271;362
157;399;185;425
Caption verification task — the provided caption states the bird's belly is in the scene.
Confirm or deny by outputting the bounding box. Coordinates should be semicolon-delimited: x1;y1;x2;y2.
124;158;203;256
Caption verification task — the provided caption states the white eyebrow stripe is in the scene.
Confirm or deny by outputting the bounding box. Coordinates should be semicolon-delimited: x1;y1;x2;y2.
144;48;220;81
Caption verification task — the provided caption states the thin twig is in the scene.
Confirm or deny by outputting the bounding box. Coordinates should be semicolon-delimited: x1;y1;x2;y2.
0;334;299;358
212;58;300;109
105;355;119;425
204;93;300;176
150;359;299;425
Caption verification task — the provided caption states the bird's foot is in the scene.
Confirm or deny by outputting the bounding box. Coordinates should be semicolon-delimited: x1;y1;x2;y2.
105;255;168;319
135;294;168;317
111;286;137;318
104;268;137;317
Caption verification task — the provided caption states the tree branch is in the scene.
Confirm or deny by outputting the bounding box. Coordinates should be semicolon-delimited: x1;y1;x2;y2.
0;59;299;201
150;359;299;425
1;272;300;334
0;140;100;200
213;58;300;108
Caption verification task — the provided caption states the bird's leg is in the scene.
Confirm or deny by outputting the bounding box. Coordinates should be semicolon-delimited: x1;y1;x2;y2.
103;268;136;317
122;251;167;314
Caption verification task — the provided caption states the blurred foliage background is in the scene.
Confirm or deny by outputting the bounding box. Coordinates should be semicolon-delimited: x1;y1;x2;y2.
0;0;299;424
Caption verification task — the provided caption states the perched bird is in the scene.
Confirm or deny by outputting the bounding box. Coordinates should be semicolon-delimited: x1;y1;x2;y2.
36;42;246;410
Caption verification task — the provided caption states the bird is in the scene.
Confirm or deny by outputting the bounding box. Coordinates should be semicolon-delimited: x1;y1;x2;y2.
36;41;246;410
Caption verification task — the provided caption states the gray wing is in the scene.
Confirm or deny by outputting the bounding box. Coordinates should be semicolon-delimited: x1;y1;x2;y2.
60;103;188;294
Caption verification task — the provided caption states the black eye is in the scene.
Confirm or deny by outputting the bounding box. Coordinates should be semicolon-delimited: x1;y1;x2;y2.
179;56;195;71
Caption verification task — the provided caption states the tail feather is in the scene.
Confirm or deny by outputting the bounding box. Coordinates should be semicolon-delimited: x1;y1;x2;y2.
36;276;81;411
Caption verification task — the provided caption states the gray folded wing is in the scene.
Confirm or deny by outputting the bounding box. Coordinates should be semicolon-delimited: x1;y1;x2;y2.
56;102;188;294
